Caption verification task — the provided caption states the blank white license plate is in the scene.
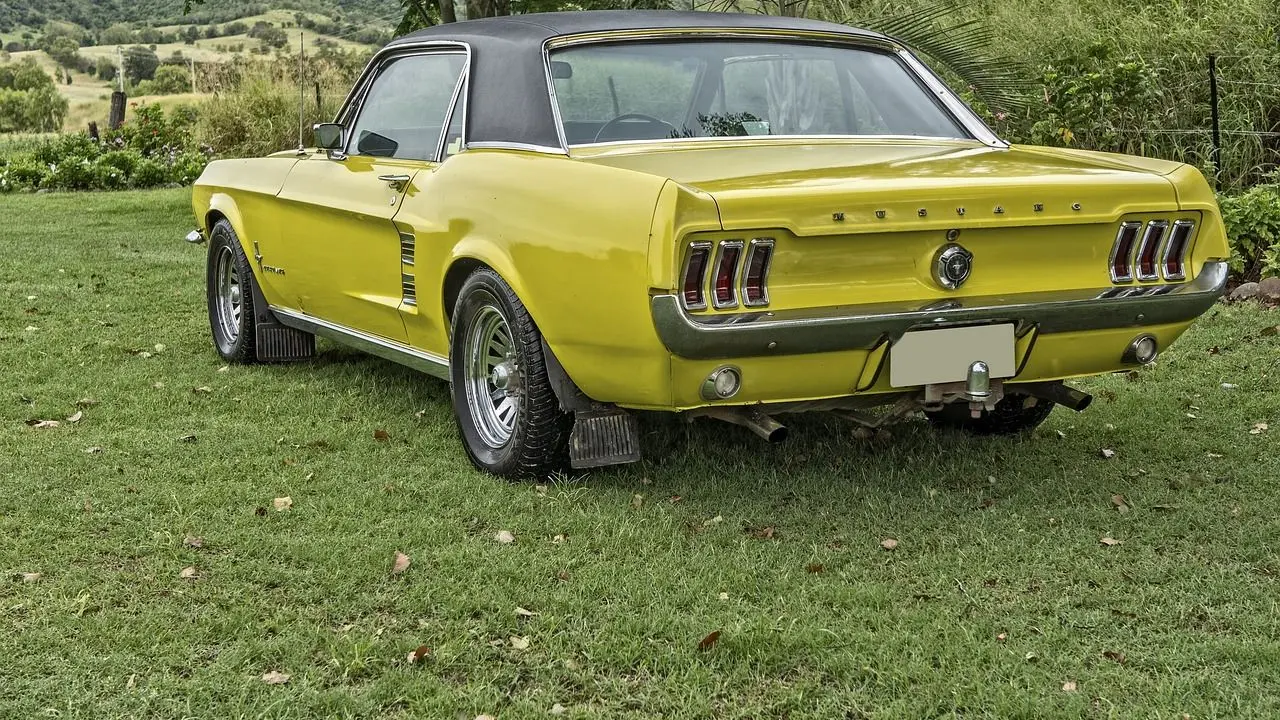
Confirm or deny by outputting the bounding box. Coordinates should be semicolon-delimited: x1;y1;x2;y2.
889;324;1016;388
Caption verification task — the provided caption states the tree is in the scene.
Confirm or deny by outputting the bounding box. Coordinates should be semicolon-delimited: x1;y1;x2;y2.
123;45;160;83
96;57;118;83
45;36;80;68
184;26;200;44
101;23;135;45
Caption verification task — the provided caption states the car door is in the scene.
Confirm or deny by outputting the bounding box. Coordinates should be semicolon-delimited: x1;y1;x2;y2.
272;49;468;342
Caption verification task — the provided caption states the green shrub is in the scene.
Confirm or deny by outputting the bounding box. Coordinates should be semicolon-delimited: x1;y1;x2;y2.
1219;185;1280;281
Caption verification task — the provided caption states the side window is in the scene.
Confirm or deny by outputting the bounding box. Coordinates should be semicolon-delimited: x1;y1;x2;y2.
348;53;466;161
442;78;467;158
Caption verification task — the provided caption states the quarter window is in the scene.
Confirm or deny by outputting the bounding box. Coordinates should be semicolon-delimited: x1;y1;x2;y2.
348;53;466;161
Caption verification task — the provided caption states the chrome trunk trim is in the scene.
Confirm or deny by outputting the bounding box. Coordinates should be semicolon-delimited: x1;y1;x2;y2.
650;260;1228;360
270;307;449;379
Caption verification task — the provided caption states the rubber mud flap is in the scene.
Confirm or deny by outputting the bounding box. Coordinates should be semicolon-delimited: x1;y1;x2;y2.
569;409;642;469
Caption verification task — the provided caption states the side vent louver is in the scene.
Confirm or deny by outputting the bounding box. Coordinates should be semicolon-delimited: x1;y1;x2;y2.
399;231;417;306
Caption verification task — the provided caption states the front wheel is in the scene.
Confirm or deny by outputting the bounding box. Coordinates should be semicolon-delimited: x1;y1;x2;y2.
449;268;571;479
925;393;1055;436
205;219;257;363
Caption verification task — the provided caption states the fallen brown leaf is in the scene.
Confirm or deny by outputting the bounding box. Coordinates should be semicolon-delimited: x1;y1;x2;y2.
1062;680;1078;692
178;434;197;443
509;635;530;650
703;515;724;526
630;494;644;509
669;495;683;504
179;566;199;581
261;670;290;685
514;606;538;617
84;446;102;454
1261;325;1279;337
27;420;60;429
556;569;570;582
1100;448;1116;459
75;398;97;408
183;535;204;549
550;704;567;716
996;632;1008;643
1249;422;1269;435
272;496;293;512
373;429;390;442
495;530;515;545
406;645;430;664
193;386;212;394
805;563;825;574
1100;537;1123;547
66;411;83;424
1102;650;1127;664
21;572;41;583
747;525;777;540
254;506;268;517
880;538;899;551
392;551;411;575
1112;494;1131;514
697;630;722;652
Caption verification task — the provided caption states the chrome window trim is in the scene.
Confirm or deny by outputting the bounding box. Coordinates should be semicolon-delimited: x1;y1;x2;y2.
271;306;449;379
467;141;569;155
742;237;775;307
680;240;713;311
1161;219;1195;282
436;59;470;161
541;30;1006;152
1109;221;1142;283
712;239;745;310
567;134;980;152
1135;220;1169;282
335;40;472;162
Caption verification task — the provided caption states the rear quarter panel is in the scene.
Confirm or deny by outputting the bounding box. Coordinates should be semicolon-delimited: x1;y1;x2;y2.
396;150;675;406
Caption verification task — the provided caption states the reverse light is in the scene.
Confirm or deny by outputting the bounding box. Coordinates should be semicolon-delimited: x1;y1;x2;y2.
1123;334;1159;365
742;238;774;307
1135;220;1168;282
1162;220;1195;281
681;242;712;310
1110;222;1141;283
712;240;743;309
701;366;742;400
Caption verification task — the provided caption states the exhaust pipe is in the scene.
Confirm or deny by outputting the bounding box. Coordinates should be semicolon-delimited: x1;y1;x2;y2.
1022;382;1093;412
700;407;789;443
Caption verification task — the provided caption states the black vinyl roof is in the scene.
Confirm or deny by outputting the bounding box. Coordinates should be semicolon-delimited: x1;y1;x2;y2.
381;11;891;150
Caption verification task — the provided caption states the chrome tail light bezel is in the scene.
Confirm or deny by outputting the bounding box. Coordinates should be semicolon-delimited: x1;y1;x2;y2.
1161;220;1195;281
680;241;713;311
742;237;775;307
1109;221;1142;283
1134;220;1169;282
711;240;744;309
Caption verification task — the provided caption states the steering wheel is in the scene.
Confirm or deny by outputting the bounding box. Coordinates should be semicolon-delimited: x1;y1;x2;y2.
593;113;677;143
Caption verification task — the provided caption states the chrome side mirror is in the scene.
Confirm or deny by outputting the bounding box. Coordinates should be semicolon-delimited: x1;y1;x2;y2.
313;123;344;150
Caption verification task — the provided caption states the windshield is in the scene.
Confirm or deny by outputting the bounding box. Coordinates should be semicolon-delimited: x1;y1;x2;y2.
549;39;969;146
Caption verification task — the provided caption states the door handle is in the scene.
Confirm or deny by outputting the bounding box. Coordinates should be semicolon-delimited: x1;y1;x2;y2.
378;174;411;190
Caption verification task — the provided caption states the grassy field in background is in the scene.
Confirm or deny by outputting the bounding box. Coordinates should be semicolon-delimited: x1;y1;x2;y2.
2;188;1279;718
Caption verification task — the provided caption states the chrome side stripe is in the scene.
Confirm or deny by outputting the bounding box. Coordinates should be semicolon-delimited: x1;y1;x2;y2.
271;306;450;380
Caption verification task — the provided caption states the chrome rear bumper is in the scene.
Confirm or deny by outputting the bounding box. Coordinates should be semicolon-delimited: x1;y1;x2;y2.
651;260;1228;360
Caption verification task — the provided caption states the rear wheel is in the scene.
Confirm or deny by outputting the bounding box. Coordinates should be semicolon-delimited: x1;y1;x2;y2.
206;220;256;364
925;393;1054;436
450;268;571;479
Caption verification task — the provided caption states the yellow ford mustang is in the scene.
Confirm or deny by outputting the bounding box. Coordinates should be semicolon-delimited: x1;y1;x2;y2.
188;10;1228;478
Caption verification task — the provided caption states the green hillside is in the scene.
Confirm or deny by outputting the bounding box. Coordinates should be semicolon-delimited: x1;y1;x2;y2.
0;0;396;34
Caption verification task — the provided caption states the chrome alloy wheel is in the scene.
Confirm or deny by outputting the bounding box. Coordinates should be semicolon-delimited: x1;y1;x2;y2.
214;246;243;343
464;304;522;448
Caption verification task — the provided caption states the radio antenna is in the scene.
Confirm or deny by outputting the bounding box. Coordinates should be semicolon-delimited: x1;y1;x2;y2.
297;31;306;155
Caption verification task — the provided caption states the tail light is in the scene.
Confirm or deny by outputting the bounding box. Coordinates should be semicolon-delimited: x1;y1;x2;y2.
1135;220;1167;282
1162;220;1194;281
681;242;711;310
712;240;743;309
1109;222;1141;283
742;238;774;307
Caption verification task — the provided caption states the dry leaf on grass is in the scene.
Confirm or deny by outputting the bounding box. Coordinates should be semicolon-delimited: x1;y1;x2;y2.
1055;430;1067;439
703;515;723;526
406;645;430;664
21;572;41;583
1102;650;1126;664
514;606;538;617
1112;494;1131;514
550;704;567;716
261;671;290;685
697;630;722;652
1249;422;1269;435
630;494;644;509
556;569;570;582
183;535;204;549
509;636;530;650
1062;680;1078;692
880;538;899;551
66;411;83;424
272;496;293;512
179;566;199;581
27;420;60;429
1100;537;1123;547
747;525;777;540
996;632;1008;643
475;715;497;720
254;506;268;517
495;530;515;545
392;551;411;575
178;434;197;443
75;398;97;408
805;563;825;574
373;429;390;442
193;386;212;394
84;446;102;454
1100;448;1116;459
718;592;729;601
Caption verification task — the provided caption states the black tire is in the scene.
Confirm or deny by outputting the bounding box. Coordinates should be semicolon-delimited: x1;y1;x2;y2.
925;393;1055;436
205;219;257;364
449;268;571;479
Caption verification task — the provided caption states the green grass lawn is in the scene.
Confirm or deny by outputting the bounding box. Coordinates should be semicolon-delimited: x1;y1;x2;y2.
2;188;1279;718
